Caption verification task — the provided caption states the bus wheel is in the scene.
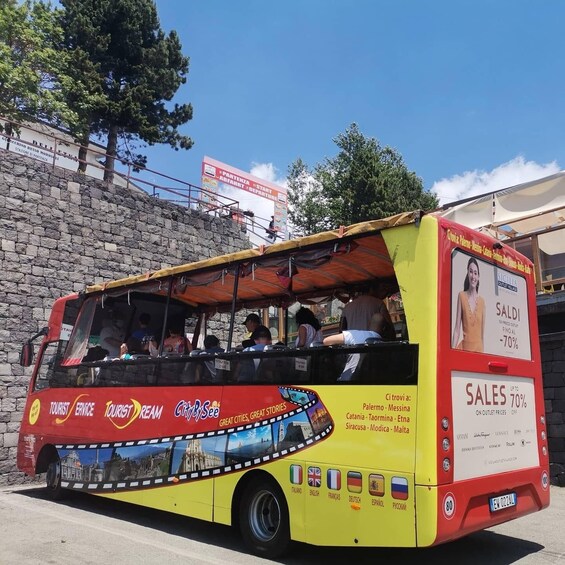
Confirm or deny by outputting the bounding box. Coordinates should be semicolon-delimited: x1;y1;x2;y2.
45;456;64;500
239;477;290;558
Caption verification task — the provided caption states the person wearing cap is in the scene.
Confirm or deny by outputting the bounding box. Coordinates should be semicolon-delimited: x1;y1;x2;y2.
242;313;270;343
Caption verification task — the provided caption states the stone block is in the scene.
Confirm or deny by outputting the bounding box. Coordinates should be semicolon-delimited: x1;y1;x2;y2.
549;423;565;438
1;239;15;252
2;433;17;448
547;412;564;425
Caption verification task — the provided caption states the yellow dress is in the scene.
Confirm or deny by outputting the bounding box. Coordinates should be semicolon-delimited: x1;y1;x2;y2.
459;291;485;352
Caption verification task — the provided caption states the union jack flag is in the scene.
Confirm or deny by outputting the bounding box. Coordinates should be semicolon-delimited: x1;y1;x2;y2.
308;466;321;488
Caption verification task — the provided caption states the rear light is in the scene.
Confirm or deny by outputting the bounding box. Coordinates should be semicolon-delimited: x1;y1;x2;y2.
442;438;450;451
443;458;451;472
441;417;449;431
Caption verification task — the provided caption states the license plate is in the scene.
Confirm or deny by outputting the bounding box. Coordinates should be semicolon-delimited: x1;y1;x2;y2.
489;492;517;512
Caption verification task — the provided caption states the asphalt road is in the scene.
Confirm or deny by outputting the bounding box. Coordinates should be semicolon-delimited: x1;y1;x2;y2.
0;484;563;564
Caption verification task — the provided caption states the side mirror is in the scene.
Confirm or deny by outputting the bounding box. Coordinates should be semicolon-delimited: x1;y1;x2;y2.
19;326;49;367
20;341;34;367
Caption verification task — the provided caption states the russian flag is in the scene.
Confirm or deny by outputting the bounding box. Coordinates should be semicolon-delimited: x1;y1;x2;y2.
290;465;303;485
391;476;409;500
327;469;341;490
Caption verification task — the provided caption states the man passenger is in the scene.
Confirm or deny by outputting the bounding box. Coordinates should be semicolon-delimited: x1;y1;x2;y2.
324;313;388;381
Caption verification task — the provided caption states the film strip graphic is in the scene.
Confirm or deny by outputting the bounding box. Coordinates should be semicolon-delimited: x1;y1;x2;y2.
56;387;333;493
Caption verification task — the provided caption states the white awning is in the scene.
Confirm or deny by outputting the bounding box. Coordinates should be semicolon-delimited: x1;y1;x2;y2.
437;171;565;238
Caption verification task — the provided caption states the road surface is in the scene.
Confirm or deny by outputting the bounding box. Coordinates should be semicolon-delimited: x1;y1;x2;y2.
0;484;563;564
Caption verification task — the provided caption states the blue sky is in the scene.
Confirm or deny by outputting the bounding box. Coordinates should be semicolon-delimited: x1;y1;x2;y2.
146;0;564;212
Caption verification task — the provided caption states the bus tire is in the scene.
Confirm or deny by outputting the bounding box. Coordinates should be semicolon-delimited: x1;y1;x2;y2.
238;477;290;558
45;455;64;501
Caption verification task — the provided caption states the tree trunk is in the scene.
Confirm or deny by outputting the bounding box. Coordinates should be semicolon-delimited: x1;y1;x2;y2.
77;128;90;173
104;125;118;183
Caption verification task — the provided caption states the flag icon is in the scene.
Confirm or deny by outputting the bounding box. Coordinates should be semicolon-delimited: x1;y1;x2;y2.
308;466;321;487
369;474;385;496
290;465;303;485
327;469;341;490
391;476;409;500
347;471;362;493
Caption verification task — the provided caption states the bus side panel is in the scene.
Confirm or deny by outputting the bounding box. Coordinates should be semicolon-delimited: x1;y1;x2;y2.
95;481;214;522
214;386;419;547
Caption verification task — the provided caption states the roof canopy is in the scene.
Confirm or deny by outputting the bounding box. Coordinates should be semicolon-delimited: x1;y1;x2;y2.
86;211;419;312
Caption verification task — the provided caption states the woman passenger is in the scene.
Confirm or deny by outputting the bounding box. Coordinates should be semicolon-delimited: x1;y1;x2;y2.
295;307;323;348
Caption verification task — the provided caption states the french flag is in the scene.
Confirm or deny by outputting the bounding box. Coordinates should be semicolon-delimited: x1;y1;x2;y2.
327;469;341;490
391;476;409;500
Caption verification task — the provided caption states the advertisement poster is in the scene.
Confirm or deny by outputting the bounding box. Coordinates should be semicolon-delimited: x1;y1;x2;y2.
201;156;288;238
450;249;531;360
451;371;539;481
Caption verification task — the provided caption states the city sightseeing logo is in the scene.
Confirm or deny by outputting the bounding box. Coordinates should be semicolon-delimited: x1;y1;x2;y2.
174;399;221;423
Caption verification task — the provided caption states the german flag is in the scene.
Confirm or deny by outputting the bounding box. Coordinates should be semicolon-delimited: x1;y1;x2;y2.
347;471;362;493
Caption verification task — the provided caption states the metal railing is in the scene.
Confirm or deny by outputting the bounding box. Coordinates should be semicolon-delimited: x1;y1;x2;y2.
506;225;565;294
0;116;240;217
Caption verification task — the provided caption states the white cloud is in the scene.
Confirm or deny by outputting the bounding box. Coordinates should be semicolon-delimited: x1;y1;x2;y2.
432;156;561;206
250;162;288;189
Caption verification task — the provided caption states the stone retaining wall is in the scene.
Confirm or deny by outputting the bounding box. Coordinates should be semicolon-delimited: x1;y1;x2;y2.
0;151;249;485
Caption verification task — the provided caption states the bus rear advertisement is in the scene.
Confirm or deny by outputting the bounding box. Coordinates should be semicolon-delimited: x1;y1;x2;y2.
17;211;549;557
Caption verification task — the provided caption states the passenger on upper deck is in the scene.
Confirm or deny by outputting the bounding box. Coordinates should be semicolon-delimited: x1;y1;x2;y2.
197;335;225;383
119;337;143;360
163;325;192;354
237;327;272;382
242;313;270;344
340;281;396;339
324;312;387;381
294;307;323;348
99;315;125;359
130;313;157;353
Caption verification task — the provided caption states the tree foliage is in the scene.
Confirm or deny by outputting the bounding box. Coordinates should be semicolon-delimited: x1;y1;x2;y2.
0;0;193;180
0;0;75;126
287;158;330;237
287;124;438;235
60;0;193;180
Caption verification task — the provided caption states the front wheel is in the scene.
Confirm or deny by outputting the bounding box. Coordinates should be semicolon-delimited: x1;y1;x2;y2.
239;477;290;558
45;457;64;501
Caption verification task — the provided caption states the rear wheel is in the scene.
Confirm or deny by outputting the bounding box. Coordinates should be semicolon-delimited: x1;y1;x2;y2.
239;477;290;558
45;456;64;500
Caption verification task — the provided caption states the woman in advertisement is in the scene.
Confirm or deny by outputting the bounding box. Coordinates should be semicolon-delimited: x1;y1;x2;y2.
452;257;486;352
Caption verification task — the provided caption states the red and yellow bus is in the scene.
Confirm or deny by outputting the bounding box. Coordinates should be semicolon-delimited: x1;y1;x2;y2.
17;211;549;557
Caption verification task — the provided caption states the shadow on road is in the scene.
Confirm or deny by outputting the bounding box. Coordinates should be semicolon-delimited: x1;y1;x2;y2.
15;487;544;564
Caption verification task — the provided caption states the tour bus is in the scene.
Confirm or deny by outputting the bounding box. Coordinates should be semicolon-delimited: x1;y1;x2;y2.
17;210;549;557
